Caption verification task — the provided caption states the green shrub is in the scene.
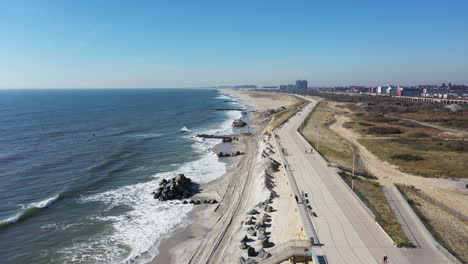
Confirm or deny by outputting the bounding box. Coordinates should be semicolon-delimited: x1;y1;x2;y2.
368;126;403;134
391;154;424;161
408;132;431;138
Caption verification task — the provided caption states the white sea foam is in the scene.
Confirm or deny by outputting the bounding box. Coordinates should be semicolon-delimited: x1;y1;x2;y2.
71;178;194;263
62;91;246;263
28;194;60;208
179;126;190;133
1;194;61;226
214;94;231;100
130;133;164;139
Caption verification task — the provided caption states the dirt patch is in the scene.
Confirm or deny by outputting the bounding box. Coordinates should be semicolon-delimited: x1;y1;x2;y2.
398;185;468;263
326;103;468;217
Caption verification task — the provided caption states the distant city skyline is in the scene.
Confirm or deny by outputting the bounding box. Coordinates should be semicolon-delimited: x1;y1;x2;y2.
1;0;468;88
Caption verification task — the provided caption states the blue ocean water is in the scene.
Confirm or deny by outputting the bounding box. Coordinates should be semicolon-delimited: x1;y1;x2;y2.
0;88;243;263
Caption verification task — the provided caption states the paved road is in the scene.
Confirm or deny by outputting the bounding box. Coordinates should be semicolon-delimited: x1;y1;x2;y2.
275;97;450;264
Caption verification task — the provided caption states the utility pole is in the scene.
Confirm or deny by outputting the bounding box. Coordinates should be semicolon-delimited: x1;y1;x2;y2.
352;153;355;190
316;125;319;151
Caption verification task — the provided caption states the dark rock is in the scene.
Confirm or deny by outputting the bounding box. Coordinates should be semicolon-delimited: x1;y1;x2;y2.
247;209;259;215
182;200;188;204
247;246;256;257
265;206;273;213
197;134;234;142
239;256;246;264
233;119;248;127
262;238;273;248
153;174;193;201
241;235;249;243
210;199;218;204
189;200;195;204
195;200;201;205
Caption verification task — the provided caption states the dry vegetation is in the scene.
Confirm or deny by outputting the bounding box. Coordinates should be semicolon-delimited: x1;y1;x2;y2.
339;173;412;247
398;185;468;263
359;138;468;178
338;100;468;179
299;101;356;171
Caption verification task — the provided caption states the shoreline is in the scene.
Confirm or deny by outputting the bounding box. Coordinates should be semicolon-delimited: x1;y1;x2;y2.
146;89;301;264
144;90;250;264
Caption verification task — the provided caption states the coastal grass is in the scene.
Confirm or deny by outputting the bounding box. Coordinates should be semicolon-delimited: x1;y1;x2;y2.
270;97;307;129
397;111;468;132
358;138;468;178
341;104;468;179
339;173;412;248
397;185;468;263
299;101;357;172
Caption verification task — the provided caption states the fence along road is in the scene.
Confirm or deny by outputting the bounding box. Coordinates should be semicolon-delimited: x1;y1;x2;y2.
273;95;450;264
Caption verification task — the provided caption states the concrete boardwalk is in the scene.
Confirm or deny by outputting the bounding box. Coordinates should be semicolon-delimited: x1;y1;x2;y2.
274;97;450;264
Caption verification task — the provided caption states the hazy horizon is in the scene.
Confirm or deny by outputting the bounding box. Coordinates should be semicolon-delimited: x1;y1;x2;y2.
1;0;468;89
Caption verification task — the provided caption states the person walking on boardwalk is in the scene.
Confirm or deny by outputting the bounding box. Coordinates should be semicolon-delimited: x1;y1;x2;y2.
382;255;389;264
310;147;314;153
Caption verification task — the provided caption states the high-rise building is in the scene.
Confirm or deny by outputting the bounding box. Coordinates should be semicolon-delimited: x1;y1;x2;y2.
295;80;308;90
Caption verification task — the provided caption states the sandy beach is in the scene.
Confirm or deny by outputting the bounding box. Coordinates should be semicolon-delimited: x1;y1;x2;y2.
147;90;302;264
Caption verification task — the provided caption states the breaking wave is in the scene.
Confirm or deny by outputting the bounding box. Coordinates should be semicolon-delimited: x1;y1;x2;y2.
0;194;62;228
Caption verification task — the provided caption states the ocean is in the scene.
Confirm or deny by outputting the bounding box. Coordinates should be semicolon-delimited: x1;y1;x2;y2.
0;88;243;263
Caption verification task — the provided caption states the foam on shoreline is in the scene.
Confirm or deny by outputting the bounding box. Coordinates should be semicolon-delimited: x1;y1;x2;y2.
56;91;244;264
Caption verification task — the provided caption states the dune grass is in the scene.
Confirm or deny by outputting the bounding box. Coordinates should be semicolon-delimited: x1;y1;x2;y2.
359;138;468;178
299;101;357;171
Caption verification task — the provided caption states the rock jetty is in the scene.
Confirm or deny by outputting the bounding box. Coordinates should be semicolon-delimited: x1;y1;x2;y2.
196;134;238;142
152;174;193;201
217;151;244;158
233;119;247;127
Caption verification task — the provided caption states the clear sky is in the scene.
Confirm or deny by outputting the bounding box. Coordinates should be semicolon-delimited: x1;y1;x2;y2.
1;0;468;88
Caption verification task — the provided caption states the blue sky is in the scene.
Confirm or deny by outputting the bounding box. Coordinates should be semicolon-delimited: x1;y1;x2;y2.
1;0;467;88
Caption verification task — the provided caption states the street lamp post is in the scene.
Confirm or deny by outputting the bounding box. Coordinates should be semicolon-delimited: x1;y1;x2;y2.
316;125;319;151
352;153;355;190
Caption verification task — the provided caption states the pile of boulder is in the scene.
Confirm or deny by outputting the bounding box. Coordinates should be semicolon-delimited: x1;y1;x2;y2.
152;174;193;201
183;199;218;205
233;119;248;127
239;198;276;262
217;151;244;158
261;106;286;118
196;134;238;142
